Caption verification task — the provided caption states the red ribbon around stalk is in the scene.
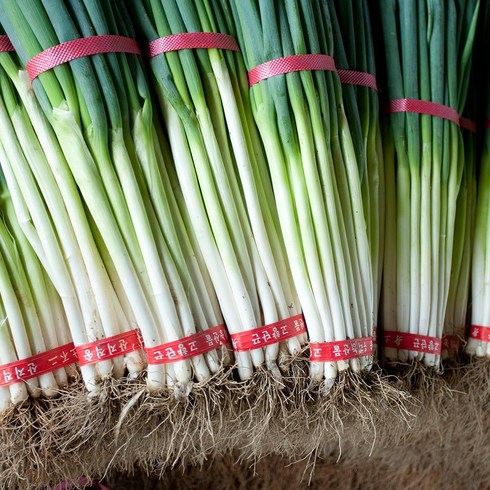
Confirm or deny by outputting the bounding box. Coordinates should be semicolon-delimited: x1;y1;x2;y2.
248;53;337;87
459;116;477;133
0;343;77;387
76;329;143;367
485;118;490;129
441;334;464;352
469;325;490;343
310;336;373;362
146;324;229;364
382;330;442;355
385;98;461;126
0;35;14;53
337;68;378;91
26;35;142;81
230;314;306;352
146;32;239;58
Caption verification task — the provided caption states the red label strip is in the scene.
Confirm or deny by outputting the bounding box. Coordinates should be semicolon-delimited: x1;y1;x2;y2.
459;116;477;133
382;330;442;355
0;343;77;387
469;325;490;343
385;98;460;126
248;54;336;87
485;118;490;129
76;329;143;367
26;35;141;81
441;334;464;352
0;35;14;53
373;326;378;345
310;336;373;362
146;32;239;58
230;314;306;352
338;69;377;91
146;324;229;364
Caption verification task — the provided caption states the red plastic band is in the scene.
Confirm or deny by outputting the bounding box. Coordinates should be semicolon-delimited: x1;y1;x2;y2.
0;35;14;53
469;325;490;343
76;329;143;367
459;117;477;133
373;326;378;345
338;69;377;91
230;314;306;352
310;336;373;362
26;35;141;81
382;330;442;355
146;32;239;58
385;98;460;126
441;334;464;352
248;54;336;87
146;324;229;364
0;343;77;387
485;118;490;129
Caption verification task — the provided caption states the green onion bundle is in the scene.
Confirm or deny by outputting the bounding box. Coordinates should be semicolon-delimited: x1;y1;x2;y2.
0;176;74;410
332;0;385;339
0;46;124;395
0;0;225;393
378;0;479;365
128;0;304;380
467;0;490;358
227;0;373;387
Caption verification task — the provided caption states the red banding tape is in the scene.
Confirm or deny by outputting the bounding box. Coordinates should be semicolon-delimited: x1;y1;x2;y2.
385;98;460;126
76;329;143;367
373;326;378;345
230;314;306;352
469;325;490;343
382;330;442;355
485;118;490;129
248;54;336;87
459;116;477;133
441;334;464;352
0;343;77;387
338;69;377;91
26;35;141;81
146;324;229;364
0;35;14;53
146;32;239;58
310;336;373;362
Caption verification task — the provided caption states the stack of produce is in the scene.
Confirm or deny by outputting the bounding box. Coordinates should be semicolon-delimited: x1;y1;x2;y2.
0;2;488;488
0;0;485;415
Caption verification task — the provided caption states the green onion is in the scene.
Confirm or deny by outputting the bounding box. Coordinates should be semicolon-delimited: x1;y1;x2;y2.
377;0;479;365
331;0;385;346
128;0;305;380
467;0;490;358
226;0;373;387
0;0;224;392
0;169;70;407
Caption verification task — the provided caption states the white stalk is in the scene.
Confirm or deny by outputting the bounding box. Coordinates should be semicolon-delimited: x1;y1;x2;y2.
162;101;254;379
0;313;28;406
50;107;165;389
